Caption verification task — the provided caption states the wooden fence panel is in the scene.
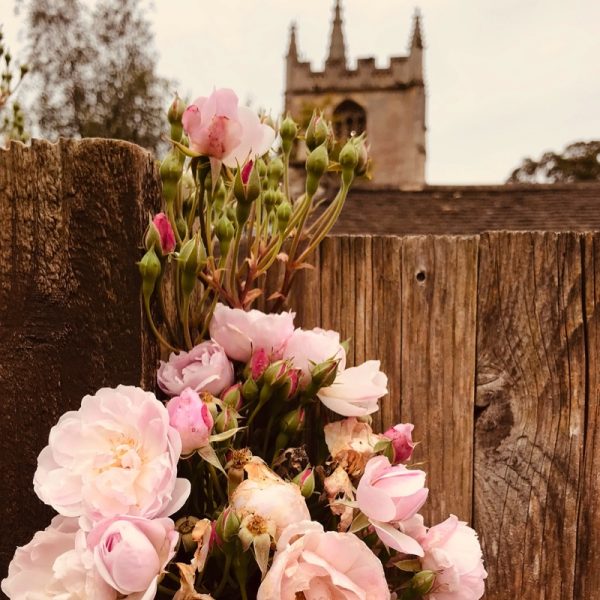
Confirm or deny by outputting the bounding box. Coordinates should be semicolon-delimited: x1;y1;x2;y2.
0;139;159;576
474;232;586;599
575;232;600;598
400;235;478;524
2;139;599;598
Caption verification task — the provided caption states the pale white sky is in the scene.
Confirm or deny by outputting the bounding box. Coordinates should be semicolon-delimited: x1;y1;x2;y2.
2;0;599;183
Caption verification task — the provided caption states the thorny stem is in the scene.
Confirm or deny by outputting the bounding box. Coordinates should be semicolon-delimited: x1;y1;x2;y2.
143;294;177;352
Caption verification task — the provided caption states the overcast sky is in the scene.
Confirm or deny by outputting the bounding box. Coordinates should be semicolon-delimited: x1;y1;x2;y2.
2;0;599;183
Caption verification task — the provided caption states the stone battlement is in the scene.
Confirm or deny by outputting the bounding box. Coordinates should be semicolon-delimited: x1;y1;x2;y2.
287;54;421;94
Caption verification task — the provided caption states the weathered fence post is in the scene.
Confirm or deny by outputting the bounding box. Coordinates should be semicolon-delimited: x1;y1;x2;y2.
0;138;160;575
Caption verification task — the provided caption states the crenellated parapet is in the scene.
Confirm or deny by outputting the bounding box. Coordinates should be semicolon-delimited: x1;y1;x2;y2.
287;53;422;94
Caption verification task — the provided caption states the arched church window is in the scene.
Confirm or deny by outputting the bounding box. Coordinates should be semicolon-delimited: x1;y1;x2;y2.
333;99;366;140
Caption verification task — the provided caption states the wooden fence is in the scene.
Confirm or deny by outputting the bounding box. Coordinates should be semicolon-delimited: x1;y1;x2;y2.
1;140;599;599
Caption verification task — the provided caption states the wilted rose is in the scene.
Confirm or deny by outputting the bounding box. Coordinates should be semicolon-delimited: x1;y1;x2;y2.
231;459;310;539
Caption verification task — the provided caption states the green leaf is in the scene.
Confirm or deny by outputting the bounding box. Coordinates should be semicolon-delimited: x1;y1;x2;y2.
209;427;245;443
393;559;422;573
197;444;225;473
349;511;370;534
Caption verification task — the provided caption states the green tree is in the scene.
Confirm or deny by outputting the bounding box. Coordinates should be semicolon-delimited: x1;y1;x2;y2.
0;25;29;143
21;0;170;154
507;141;600;184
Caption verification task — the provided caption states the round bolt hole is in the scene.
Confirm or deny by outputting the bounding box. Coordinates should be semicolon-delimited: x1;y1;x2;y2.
416;271;426;283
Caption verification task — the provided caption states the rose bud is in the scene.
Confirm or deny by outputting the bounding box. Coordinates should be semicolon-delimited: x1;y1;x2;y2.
267;157;284;190
305;111;329;151
306;143;328;197
222;383;243;411
280;113;298;156
276;200;292;233
215;508;241;544
138;247;161;301
411;570;436;595
384;423;416;464
166;388;214;455
167;92;186;142
250;348;270;381
242;377;259;402
215;407;238;434
280;407;305;436
293;467;315;498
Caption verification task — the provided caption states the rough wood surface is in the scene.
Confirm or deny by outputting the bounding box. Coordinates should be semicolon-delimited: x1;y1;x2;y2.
474;232;586;599
0;138;160;576
2;148;600;599
286;235;477;525
575;232;600;598
400;235;478;524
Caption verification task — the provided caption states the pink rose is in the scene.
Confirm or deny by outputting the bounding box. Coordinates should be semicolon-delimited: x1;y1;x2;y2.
257;521;390;600
384;423;416;463
357;456;428;523
1;516;97;599
421;515;487;599
157;341;234;397
282;327;346;387
231;459;310;539
152;212;176;254
250;347;270;380
167;388;214;454
182;88;275;168
317;360;388;416
87;516;178;599
209;303;295;362
34;385;190;525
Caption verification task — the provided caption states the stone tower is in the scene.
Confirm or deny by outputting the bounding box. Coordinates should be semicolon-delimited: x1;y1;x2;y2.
285;1;426;189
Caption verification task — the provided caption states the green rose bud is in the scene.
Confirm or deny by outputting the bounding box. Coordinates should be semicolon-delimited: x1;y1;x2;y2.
267;157;284;190
305;111;329;152
277;200;292;233
280;113;298;156
178;236;200;296
411;570;436;595
138;247;161;300
306;143;329;197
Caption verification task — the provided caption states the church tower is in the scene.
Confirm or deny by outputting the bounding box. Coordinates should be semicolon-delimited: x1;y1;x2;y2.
285;2;426;189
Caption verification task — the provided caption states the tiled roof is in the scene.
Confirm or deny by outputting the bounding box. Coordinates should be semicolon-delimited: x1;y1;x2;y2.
329;184;600;234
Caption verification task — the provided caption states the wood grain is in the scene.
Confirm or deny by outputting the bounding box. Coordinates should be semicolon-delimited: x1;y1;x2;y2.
400;235;478;524
474;232;585;599
0;138;160;574
575;232;600;598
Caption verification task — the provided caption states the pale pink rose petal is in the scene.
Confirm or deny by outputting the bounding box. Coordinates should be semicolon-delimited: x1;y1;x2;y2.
370;520;424;556
222;106;275;168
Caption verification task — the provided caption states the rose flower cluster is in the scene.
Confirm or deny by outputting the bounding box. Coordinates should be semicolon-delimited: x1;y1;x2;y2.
2;89;486;599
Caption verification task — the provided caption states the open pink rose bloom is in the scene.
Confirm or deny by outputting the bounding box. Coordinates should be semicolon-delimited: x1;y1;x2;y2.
182;88;275;167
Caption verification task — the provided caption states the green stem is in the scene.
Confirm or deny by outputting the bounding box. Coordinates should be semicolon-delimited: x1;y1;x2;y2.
214;552;233;597
181;294;193;350
228;226;243;304
143;295;178;352
208;464;226;504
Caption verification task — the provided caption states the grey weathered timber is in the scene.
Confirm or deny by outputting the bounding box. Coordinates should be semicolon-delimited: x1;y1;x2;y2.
0;138;159;577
